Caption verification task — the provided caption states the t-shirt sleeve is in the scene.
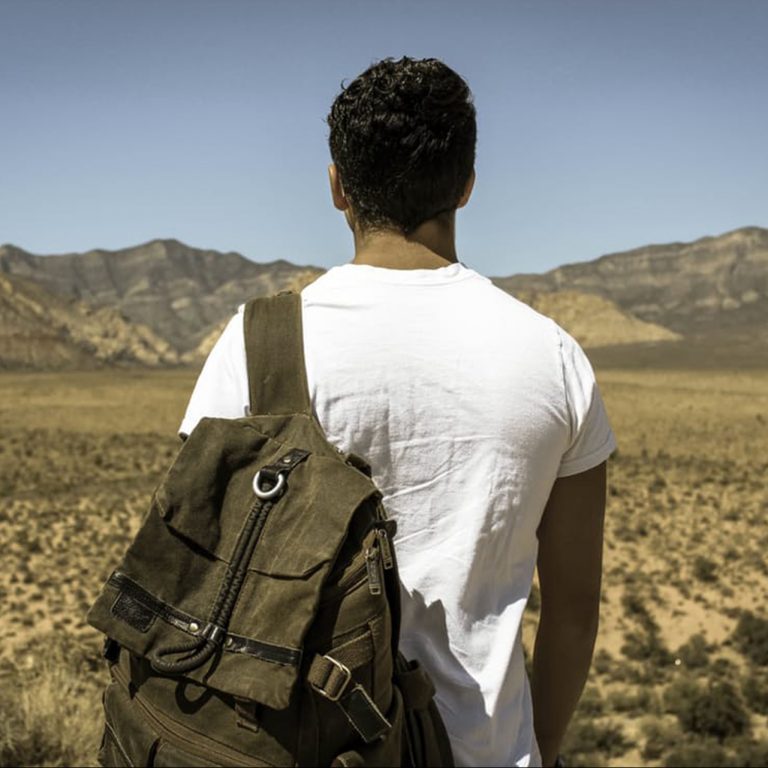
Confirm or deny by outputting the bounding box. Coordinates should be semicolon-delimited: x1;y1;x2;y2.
556;326;617;478
178;308;249;437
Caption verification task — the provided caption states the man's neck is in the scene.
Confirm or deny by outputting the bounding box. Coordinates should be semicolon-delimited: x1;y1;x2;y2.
350;219;459;270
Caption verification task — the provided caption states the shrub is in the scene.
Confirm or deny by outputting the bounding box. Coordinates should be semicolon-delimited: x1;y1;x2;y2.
728;738;768;767
723;547;740;562
592;649;613;676
621;588;650;621
623;660;667;686
640;718;680;761
677;633;711;668
664;740;732;767
666;677;750;741
710;657;738;680
742;670;768;715
606;686;659;715
562;719;632;764
620;585;675;670
663;675;700;714
693;555;718;583
614;522;636;542
577;686;604;717
621;626;673;665
732;611;768;666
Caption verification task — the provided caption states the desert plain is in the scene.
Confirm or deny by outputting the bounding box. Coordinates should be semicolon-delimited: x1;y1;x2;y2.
1;354;767;767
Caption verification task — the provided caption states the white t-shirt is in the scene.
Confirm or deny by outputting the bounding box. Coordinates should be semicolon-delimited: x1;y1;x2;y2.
180;261;616;767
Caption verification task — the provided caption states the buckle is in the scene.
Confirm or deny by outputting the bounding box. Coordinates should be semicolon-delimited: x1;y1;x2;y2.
313;655;352;702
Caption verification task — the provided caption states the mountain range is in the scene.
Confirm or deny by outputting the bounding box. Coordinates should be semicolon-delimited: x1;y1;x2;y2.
493;226;768;343
0;271;178;369
0;239;322;356
0;226;765;369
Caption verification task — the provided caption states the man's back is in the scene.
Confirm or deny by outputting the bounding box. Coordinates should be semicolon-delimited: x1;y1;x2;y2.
180;260;616;766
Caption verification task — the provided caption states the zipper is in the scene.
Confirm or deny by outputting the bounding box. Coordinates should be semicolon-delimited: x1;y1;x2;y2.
376;528;394;570
111;664;269;767
365;543;383;596
319;524;391;606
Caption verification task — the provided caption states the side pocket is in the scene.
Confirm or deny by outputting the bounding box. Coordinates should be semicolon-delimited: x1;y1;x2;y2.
101;681;159;767
395;657;455;768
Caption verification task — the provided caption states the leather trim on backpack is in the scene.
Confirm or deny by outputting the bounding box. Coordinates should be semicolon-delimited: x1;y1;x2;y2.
107;571;303;667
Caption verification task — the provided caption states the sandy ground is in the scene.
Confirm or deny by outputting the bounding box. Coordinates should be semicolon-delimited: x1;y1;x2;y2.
1;365;767;766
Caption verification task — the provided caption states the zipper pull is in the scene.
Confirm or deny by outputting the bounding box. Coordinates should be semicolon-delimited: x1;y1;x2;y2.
365;545;383;595
376;529;394;570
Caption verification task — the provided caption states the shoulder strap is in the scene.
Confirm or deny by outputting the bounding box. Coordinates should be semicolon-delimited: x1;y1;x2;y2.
243;292;312;417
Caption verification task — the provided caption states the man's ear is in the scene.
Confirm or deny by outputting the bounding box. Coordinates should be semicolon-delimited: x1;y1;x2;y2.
328;163;349;211
456;170;475;209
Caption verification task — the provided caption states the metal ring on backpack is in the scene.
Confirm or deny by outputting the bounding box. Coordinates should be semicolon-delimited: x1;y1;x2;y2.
253;470;286;499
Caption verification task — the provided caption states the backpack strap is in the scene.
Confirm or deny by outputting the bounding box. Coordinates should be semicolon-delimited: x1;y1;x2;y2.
308;654;391;744
243;292;312;417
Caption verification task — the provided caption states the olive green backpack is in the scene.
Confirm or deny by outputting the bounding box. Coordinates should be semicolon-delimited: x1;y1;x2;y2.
87;293;455;767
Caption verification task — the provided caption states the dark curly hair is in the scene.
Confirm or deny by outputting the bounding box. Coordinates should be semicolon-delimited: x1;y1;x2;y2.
326;56;476;235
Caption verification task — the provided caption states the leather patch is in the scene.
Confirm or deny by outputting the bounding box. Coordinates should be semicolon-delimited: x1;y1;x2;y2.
111;592;156;633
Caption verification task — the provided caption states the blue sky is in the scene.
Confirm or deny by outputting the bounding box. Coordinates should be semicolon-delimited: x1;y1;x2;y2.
1;0;766;276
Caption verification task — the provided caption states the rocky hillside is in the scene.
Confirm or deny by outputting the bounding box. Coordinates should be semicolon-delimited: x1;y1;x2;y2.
516;290;681;348
0;240;323;354
494;227;768;342
0;272;178;369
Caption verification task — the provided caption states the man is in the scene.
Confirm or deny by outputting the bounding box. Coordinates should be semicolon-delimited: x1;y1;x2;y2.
180;56;615;768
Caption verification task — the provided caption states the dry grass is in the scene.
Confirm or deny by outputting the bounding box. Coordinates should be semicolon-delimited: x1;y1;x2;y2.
1;364;767;766
0;634;103;767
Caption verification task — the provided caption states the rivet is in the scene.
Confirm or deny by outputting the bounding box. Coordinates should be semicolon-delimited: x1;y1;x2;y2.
189;621;200;633
282;456;292;463
225;637;234;647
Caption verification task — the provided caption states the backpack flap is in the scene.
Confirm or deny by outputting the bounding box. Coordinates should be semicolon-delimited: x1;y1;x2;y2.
87;414;380;710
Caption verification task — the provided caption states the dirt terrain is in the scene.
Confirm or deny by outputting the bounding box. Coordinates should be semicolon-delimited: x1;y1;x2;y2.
1;362;767;766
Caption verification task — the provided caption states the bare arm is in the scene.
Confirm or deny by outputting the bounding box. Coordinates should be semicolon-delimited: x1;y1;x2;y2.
532;461;606;767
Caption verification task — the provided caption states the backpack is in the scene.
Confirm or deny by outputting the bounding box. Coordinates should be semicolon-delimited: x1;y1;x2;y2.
86;292;455;768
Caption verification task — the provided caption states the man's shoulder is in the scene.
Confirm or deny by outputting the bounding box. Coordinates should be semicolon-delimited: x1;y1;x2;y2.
465;276;566;342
